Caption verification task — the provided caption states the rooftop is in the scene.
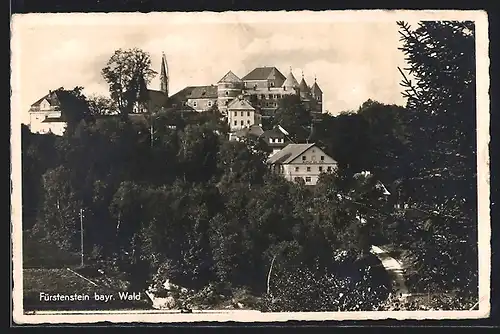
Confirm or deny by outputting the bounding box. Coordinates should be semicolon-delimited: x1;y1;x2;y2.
218;71;242;83
242;67;286;82
267;143;316;165
227;98;255;111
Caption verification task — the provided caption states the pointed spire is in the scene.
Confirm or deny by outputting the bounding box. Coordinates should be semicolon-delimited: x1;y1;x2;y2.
160;52;169;96
283;66;299;88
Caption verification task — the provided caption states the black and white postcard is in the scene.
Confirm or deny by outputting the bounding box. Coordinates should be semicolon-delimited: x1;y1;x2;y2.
10;10;491;324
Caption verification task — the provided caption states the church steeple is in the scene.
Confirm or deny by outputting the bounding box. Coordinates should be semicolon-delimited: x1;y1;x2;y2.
160;52;169;96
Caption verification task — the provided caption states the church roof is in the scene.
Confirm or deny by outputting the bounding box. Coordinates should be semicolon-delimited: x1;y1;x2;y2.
282;70;299;88
146;89;169;109
299;77;311;94
218;71;242;83
227;98;255;111
267;143;316;165
242;67;286;82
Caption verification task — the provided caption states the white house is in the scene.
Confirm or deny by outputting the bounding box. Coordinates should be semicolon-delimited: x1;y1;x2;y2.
227;97;262;132
267;143;338;185
28;88;67;136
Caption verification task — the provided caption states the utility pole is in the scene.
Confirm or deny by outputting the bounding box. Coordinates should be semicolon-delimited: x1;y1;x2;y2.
150;118;154;148
80;208;84;267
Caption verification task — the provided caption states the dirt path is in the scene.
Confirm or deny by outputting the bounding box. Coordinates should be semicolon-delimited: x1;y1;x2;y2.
370;245;409;300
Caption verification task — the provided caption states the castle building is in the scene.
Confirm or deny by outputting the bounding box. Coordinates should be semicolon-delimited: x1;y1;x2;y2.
168;64;324;139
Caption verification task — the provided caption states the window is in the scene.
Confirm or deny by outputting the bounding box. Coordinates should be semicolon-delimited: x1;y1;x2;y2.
241;112;244;116
319;166;323;172
261;94;266;99
234;120;237;126
240;120;244;126
247;120;250;124
193;101;197;107
247;111;250;116
307;167;311;172
320;156;325;161
234;112;237;117
269;138;273;143
327;166;332;172
305;177;311;183
302;156;306;161
295;167;299;172
208;101;212;107
225;91;229;96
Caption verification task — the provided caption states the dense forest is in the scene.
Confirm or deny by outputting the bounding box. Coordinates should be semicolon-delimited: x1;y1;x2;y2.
21;21;479;311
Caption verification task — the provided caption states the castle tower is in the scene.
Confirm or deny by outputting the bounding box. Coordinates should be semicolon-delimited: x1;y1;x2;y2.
217;71;244;115
311;75;323;114
298;71;311;100
160;52;169;96
282;66;299;91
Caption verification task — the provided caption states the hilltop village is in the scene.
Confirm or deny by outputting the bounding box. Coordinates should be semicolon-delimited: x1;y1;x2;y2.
27;53;335;185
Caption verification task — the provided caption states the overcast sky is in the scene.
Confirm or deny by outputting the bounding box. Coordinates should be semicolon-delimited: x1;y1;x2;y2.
12;11;440;124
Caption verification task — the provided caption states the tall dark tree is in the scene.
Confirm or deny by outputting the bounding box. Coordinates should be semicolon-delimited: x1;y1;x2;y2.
396;20;478;298
54;87;92;134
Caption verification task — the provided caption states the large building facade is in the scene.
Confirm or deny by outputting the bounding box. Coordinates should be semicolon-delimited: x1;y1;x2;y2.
267;143;338;186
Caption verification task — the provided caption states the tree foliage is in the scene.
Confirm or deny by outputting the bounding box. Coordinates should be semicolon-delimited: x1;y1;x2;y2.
101;48;157;117
394;20;478;297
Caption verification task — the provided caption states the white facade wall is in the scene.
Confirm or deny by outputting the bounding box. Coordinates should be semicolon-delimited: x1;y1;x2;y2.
276;146;338;185
227;109;261;131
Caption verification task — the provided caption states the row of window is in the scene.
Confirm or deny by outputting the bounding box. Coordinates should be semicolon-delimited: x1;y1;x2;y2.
302;155;325;161
295;166;332;172
234;120;252;126
262;102;278;108
258;94;282;100
192;100;214;108
234;111;252;117
295;176;312;183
